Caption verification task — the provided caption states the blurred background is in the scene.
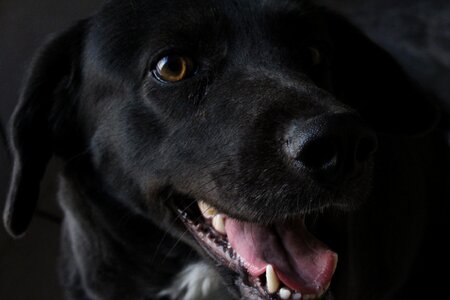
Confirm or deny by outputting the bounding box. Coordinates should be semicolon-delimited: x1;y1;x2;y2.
0;1;103;299
0;0;449;299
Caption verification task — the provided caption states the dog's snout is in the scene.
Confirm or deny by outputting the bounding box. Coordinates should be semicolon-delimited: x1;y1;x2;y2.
284;113;378;183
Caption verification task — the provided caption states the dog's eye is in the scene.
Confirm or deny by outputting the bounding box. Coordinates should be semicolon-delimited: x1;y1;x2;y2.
308;47;322;65
153;55;195;82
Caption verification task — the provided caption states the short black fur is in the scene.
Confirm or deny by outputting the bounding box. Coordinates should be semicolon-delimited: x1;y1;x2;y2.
4;0;449;299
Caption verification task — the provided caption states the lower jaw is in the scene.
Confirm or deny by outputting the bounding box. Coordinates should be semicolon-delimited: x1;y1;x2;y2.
176;206;330;300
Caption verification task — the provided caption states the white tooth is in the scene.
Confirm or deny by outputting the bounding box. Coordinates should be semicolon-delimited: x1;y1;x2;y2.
292;293;302;300
266;265;280;294
197;201;218;218
279;287;292;299
212;214;226;235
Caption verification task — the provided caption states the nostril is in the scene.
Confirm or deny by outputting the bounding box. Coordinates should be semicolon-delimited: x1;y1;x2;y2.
284;113;377;183
297;137;338;171
355;134;378;164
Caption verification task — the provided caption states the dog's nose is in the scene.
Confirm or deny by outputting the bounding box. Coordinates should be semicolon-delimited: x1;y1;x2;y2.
284;113;378;183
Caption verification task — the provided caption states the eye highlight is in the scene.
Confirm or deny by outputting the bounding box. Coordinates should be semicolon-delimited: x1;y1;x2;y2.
153;55;195;83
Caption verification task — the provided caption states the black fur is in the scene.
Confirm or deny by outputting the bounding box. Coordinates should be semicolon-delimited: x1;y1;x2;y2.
4;0;449;299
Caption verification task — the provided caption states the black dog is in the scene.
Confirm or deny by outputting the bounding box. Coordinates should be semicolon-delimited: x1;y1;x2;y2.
4;0;450;299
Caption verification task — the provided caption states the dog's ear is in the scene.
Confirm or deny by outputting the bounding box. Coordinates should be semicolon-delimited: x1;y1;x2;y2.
327;14;440;136
4;21;86;238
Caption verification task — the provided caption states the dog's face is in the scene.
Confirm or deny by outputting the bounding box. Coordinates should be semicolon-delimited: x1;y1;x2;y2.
4;0;439;299
86;2;376;297
88;1;374;219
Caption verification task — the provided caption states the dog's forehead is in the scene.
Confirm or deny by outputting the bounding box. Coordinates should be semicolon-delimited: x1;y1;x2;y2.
93;0;308;39
98;0;305;19
90;1;308;55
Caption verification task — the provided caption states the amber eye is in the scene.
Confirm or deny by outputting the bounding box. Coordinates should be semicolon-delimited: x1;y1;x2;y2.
308;47;322;65
153;55;195;82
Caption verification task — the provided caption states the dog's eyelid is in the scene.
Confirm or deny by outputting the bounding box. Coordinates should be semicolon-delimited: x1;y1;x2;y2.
147;46;194;69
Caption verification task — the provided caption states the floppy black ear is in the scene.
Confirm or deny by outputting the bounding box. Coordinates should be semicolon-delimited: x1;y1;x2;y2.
4;21;86;238
327;14;440;136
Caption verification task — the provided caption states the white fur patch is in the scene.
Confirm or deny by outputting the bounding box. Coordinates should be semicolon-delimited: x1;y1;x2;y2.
158;261;230;300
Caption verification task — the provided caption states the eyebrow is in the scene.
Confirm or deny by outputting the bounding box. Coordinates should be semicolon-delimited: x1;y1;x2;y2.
262;0;317;18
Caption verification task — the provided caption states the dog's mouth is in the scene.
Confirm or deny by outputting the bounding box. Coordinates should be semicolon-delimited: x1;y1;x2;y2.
176;200;338;300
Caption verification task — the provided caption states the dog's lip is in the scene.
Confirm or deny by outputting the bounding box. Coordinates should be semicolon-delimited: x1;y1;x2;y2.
174;199;338;299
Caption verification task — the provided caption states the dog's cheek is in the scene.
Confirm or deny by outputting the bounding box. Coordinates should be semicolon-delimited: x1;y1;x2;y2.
86;101;173;211
143;80;207;119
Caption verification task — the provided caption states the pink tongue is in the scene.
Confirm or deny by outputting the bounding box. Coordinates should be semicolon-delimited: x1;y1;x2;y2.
225;218;337;294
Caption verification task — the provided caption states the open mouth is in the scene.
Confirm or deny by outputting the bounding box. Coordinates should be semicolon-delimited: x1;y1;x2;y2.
176;200;338;300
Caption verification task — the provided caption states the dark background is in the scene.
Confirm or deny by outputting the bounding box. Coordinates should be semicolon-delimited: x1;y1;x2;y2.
0;0;449;299
0;1;103;299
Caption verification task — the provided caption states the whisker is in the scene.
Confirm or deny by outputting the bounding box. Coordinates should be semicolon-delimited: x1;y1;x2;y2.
160;228;190;265
150;197;199;263
160;209;210;264
151;170;236;263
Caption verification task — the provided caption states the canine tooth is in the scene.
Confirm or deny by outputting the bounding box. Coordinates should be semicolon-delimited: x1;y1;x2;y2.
212;214;226;235
292;293;302;300
266;265;280;294
279;288;292;299
197;201;218;218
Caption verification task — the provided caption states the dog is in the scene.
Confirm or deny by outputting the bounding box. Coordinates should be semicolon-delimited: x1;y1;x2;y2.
3;0;450;299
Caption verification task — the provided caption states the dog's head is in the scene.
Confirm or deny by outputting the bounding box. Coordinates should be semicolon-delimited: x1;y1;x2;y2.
4;0;439;299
